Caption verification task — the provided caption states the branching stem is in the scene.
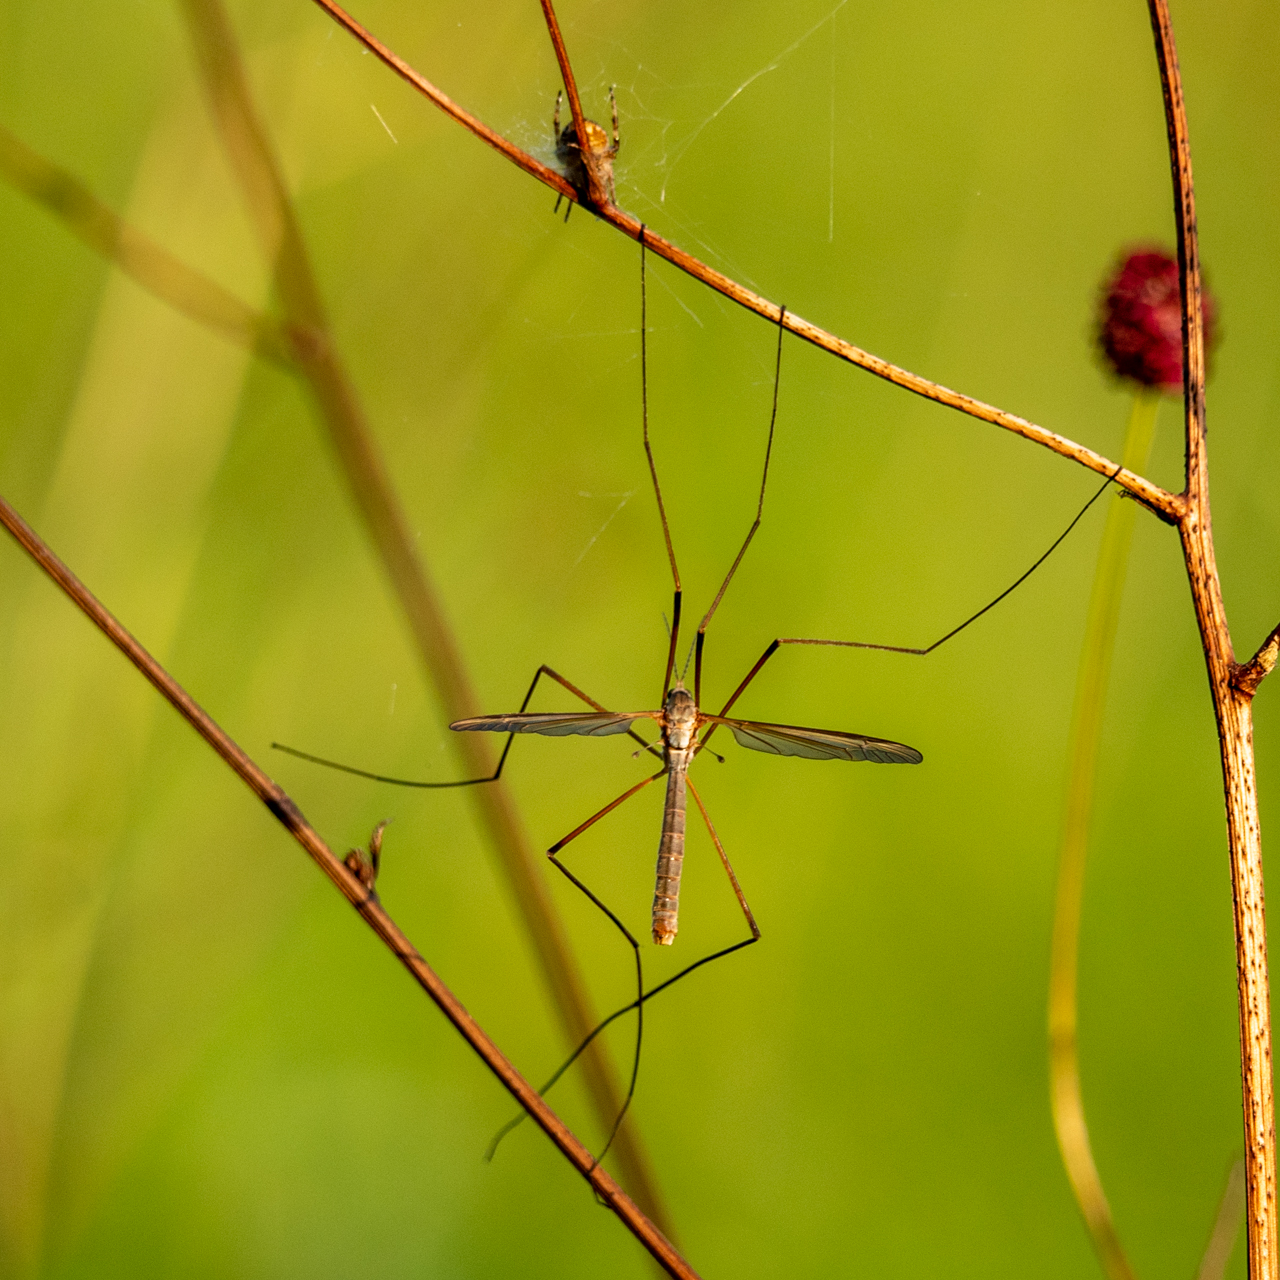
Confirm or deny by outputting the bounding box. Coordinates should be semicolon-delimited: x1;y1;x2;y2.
1147;2;1276;1274
305;0;1181;520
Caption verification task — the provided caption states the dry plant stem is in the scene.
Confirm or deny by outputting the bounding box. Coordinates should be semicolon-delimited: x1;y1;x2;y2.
177;0;672;1233
1147;1;1277;1274
0;125;290;363
305;0;1181;522
0;493;697;1280
1049;390;1159;1280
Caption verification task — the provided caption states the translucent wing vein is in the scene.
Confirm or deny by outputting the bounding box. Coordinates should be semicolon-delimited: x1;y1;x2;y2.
705;716;923;764
450;711;658;738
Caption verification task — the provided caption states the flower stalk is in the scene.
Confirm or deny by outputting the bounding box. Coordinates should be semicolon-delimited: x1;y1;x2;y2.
1049;387;1159;1280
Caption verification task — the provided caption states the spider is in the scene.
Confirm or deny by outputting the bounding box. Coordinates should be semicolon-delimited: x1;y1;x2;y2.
553;86;619;213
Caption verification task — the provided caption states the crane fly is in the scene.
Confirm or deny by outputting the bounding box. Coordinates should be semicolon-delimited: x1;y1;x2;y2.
451;231;1114;1158
450;231;927;948
273;228;1117;1159
451;691;919;947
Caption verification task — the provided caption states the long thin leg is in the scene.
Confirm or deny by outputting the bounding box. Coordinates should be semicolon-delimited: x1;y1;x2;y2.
531;769;666;1166
547;767;664;853
603;85;619;202
693;305;787;708
639;228;683;701
552;91;567;218
486;845;647;1165
273;662;660;785
488;774;759;1159
544;853;643;1171
486;773;660;1164
697;466;1121;754
686;775;760;942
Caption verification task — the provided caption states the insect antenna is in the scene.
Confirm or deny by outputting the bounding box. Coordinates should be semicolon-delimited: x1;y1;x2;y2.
692;304;786;708
640;227;683;701
679;635;696;683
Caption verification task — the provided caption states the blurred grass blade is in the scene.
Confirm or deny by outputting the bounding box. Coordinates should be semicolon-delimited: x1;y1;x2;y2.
1048;388;1160;1280
1197;1158;1246;1280
175;0;673;1234
0;125;289;362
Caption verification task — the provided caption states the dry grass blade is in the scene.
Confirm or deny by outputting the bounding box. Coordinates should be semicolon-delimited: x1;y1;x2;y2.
1048;391;1160;1280
172;0;672;1234
0;490;699;1280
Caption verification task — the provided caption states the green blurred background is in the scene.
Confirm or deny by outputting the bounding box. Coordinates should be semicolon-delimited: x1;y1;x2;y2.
2;0;1279;1275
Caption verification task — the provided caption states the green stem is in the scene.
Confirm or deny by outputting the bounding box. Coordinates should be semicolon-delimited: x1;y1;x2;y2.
1048;387;1160;1280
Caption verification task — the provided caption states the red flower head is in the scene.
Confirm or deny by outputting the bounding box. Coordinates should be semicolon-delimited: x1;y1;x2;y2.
1098;248;1217;392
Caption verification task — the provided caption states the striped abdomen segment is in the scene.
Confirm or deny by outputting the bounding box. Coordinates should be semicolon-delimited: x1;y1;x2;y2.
652;766;687;945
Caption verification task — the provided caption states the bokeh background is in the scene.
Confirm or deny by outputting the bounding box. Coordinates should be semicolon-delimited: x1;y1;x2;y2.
3;0;1279;1275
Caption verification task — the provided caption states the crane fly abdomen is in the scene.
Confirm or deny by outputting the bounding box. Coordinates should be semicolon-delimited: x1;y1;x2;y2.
653;765;687;945
652;682;697;945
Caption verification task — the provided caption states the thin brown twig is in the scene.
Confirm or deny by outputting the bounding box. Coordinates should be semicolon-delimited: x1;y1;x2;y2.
1233;623;1280;697
0;124;290;363
1145;1;1278;1275
175;0;673;1233
304;0;1183;522
0;490;697;1280
537;0;605;209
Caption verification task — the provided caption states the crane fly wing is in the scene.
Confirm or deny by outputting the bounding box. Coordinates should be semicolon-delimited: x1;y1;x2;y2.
450;711;658;738
704;716;923;764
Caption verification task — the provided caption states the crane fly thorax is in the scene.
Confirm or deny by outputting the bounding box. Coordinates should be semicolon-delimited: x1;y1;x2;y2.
662;684;698;762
